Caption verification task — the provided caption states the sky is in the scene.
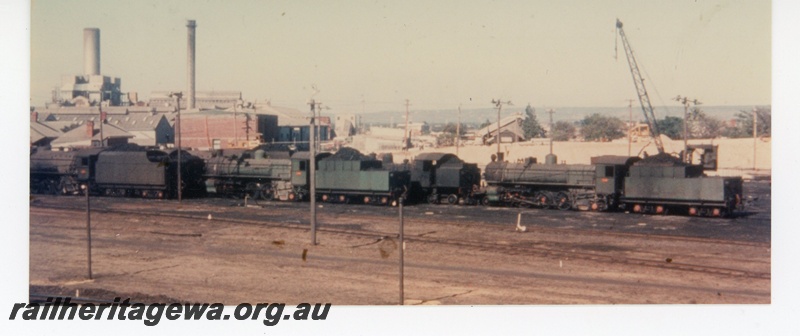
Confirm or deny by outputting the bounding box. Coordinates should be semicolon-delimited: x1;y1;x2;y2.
28;0;771;113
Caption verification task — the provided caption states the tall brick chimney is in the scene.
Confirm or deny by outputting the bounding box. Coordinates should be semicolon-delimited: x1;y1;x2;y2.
86;121;95;138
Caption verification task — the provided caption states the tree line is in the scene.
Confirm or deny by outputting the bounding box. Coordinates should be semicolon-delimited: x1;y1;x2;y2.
520;106;770;141
438;106;770;143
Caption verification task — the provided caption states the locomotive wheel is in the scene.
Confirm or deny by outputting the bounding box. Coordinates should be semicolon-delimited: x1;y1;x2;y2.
556;192;571;210
258;185;272;200
481;196;490;206
447;194;459;205
427;194;439;204
595;200;607;211
245;183;261;201
534;192;549;208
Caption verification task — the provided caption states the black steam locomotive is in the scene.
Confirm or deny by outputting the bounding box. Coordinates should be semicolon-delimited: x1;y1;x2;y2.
31;145;743;216
31;145;206;199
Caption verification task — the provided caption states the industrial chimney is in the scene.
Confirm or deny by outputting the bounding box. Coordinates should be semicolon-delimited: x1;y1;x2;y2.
186;20;197;110
83;28;100;75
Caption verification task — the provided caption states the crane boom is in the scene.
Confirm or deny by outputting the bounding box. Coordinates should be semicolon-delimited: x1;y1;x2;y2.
616;19;665;154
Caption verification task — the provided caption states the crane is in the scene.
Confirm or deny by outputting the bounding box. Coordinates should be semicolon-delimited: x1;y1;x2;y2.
615;19;665;155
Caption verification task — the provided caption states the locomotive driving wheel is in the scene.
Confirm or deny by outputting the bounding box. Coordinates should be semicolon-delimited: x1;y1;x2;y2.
258;185;272;200
534;192;550;208
556;192;571;210
245;182;261;201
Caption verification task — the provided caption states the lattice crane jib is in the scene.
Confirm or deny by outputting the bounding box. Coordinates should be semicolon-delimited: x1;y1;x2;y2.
616;19;665;155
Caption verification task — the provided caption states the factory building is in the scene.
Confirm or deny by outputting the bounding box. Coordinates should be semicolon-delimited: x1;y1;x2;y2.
32;21;330;151
53;28;126;107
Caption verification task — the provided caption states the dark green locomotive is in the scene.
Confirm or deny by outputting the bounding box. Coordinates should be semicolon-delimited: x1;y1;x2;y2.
308;148;409;206
484;155;636;211
484;153;742;216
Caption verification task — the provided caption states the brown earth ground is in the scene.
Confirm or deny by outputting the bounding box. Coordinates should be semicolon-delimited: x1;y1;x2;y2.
29;190;770;305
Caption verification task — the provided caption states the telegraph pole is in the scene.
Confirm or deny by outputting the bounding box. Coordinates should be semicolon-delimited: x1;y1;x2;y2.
491;99;512;161
674;95;701;163
456;104;461;156
398;198;405;305
403;99;410;151
547;109;555;155
85;183;92;279
753;107;757;170
98;100;105;147
627;99;634;157
309;99;318;245
170;92;183;202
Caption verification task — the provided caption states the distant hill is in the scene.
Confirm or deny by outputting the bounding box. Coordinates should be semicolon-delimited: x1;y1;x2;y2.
355;105;767;126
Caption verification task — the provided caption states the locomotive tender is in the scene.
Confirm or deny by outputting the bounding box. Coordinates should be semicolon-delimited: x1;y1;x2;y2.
484;153;743;216
30;145;206;199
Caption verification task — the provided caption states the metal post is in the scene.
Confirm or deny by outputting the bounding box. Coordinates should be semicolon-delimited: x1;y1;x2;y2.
172;92;183;202
86;185;93;280
627;99;633;157
403;99;410;151
309;100;317;245
753;107;757;170
496;101;502;157
399;198;404;305
547;109;555;155
456;104;461;156
491;99;511;160
683;101;689;162
98;101;104;147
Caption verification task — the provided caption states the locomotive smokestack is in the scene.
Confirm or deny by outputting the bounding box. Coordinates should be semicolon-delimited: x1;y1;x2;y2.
186;20;197;110
83;28;100;75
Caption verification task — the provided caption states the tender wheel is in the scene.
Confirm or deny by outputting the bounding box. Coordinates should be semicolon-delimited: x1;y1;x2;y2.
427;194;439;204
447;194;458;205
595;199;607;211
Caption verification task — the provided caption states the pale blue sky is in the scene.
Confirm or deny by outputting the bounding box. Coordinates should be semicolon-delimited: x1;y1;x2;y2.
29;0;770;112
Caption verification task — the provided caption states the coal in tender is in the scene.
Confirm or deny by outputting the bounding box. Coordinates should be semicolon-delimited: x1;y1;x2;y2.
323;147;373;161
635;153;688;166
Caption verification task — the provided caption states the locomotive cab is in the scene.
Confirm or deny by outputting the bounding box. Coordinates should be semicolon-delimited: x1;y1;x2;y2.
591;156;639;199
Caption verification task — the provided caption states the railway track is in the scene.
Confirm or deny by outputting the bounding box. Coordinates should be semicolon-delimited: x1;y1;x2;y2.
31;198;770;281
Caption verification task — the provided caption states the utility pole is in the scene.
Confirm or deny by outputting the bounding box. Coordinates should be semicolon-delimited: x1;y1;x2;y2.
85;183;92;279
491;99;512;161
403;99;410;151
674;95;701;163
309;99;319;245
98;99;105;147
546;109;555;155
627;99;634;157
753;107;757;170
170;92;183;202
456;104;461;156
398;198;404;305
233;100;239;146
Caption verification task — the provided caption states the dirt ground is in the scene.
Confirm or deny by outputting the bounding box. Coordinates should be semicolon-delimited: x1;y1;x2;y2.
29;192;770;305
